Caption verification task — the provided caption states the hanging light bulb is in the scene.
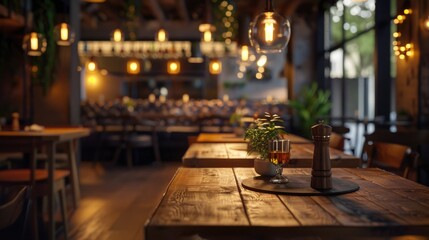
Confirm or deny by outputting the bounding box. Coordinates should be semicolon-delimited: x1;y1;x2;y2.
127;59;140;74
54;22;75;46
87;57;97;72
22;32;47;56
209;59;222;75
249;0;291;53
111;28;124;42
156;28;168;42
167;60;180;74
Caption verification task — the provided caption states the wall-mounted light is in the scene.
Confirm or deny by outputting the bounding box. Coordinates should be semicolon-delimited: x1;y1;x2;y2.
54;22;75;46
425;17;429;31
22;32;47;56
209;59;222;75
156;28;168;42
111;28;124;42
127;59;140;74
199;23;214;43
249;0;291;53
167;60;180;74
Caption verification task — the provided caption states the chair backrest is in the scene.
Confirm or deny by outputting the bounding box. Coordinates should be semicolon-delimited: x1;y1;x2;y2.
0;186;30;230
329;132;345;152
362;140;419;179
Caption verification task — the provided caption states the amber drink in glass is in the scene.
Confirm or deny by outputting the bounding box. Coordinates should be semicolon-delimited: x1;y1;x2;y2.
269;139;290;183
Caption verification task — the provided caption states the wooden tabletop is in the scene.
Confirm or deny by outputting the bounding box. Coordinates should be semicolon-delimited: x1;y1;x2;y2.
145;167;429;240
182;143;361;168
196;133;312;144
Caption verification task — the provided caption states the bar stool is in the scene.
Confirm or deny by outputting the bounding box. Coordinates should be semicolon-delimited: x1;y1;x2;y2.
0;169;70;240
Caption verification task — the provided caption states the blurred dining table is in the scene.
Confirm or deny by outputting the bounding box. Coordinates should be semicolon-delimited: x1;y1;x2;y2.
182;142;360;168
0;127;90;240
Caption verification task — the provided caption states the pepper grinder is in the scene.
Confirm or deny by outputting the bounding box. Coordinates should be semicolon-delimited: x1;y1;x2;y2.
310;121;332;190
11;112;20;131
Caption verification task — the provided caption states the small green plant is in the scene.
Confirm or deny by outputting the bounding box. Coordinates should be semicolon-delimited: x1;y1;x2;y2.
289;82;331;138
244;112;286;160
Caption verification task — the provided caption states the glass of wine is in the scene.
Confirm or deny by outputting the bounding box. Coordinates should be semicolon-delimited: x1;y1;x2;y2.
269;139;290;184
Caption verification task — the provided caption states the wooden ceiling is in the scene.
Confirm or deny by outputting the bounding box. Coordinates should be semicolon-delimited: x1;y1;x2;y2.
80;0;320;41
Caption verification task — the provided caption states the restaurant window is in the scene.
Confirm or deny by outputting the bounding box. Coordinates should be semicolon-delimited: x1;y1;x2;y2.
324;0;379;153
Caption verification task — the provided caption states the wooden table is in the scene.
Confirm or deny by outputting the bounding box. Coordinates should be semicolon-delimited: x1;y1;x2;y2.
0;127;90;240
145;167;429;240
196;132;311;144
182;143;360;168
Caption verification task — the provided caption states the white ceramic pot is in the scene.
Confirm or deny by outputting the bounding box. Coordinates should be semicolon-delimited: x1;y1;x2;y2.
254;158;278;177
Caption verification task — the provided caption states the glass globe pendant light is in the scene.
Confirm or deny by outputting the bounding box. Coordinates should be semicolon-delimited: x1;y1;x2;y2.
54;22;75;46
249;0;291;53
22;32;47;56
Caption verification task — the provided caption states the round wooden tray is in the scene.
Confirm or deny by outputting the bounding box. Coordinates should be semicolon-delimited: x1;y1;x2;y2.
241;174;359;196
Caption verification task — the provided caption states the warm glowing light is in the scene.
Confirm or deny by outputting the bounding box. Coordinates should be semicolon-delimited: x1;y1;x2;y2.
404;9;412;15
395;51;400;56
237;72;244;78
393;32;401;38
87;61;96;71
399;54;405;60
258;67;265;73
223;94;229;102
148;93;156;103
112;29;123;42
393;46;399;51
256;72;263;79
127;59;140;74
263;14;275;43
156;28;168;42
406;43;412;49
406;50;413;57
203;31;212;42
30;32;38;50
159;95;166;103
87;76;98;87
392;41;398;46
393;19;399;25
397;15;405;21
425;17;429;30
182;94;190;103
167;60;180;74
60;23;68;41
257;55;267;67
209;59;222;75
241;45;249;62
400;46;406;52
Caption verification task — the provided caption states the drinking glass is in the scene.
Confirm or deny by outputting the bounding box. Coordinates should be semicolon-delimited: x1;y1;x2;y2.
269;139;290;184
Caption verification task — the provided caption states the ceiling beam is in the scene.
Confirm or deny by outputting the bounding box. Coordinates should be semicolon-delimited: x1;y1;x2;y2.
147;0;166;22
176;0;190;21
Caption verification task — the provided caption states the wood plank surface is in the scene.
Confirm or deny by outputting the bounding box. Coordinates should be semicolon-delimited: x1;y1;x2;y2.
182;143;360;168
196;133;311;144
146;167;429;240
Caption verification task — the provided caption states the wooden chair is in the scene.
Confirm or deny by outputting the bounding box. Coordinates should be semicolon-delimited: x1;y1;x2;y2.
0;169;70;240
330;125;354;154
361;138;420;180
0;185;31;240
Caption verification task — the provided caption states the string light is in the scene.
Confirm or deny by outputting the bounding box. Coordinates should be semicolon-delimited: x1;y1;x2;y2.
392;6;413;60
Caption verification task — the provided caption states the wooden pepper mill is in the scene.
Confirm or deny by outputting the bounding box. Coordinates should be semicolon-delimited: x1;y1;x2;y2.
11;112;20;131
310;121;332;190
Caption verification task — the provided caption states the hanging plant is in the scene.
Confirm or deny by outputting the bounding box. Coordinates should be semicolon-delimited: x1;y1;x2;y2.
31;0;56;92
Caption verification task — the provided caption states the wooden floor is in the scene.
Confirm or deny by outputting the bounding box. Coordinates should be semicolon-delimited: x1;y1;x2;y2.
68;161;181;240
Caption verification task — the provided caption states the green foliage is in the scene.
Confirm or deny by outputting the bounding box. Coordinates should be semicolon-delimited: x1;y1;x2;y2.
244;113;286;160
289;83;331;138
32;0;56;92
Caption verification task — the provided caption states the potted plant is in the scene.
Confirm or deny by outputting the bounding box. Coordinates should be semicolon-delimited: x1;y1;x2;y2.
244;112;286;176
289;82;331;138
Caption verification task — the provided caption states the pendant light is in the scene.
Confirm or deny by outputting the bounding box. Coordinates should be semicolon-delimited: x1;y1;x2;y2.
425;16;429;31
87;57;97;72
54;22;75;46
249;0;291;53
127;58;141;74
167;59;180;74
22;32;47;56
209;58;222;75
111;28;124;42
156;28;168;42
